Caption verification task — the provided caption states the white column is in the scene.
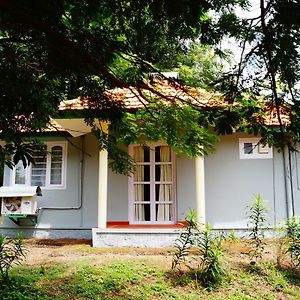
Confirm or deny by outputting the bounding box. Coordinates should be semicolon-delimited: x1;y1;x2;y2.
195;156;206;229
97;148;108;228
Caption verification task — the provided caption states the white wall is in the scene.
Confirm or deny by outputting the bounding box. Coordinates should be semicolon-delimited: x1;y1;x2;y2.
1;134;100;230
205;133;285;229
107;170;128;221
176;155;196;220
0;132;292;233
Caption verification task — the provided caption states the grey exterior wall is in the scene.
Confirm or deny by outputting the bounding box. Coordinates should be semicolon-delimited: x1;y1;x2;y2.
205;133;275;229
0;134;99;234
106;152;197;222
286;147;300;219
204;133;295;229
0;131;295;237
293;151;300;214
105;132;294;229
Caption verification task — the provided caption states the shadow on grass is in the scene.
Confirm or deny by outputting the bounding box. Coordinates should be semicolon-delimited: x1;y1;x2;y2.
0;264;132;300
238;258;300;290
275;265;300;287
164;268;226;291
0;275;51;300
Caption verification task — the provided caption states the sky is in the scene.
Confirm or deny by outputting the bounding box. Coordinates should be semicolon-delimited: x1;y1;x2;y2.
222;0;261;67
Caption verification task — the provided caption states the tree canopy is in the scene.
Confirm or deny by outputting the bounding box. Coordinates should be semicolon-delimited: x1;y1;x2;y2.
0;0;248;170
220;0;300;149
2;0;300;172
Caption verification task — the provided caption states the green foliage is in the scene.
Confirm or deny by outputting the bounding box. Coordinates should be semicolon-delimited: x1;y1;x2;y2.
108;103;219;174
0;0;250;169
226;230;240;243
0;233;26;283
285;216;300;268
218;0;300;150
172;210;226;287
177;43;227;90
2;0;300;171
172;209;198;271
195;225;226;287
246;194;269;261
0;276;50;300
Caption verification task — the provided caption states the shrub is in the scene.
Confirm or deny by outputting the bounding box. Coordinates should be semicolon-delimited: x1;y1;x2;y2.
226;230;240;243
285;216;300;268
172;210;225;287
172;209;198;271
0;233;26;283
247;194;269;261
195;224;225;287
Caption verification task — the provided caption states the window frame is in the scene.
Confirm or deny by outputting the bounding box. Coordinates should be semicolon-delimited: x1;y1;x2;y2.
11;141;67;189
239;138;273;159
128;143;177;225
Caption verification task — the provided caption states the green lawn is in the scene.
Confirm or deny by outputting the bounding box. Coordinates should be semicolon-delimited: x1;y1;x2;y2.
1;241;300;299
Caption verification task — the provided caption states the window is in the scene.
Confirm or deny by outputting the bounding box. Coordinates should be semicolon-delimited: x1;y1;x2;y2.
12;142;67;189
128;144;176;224
239;138;273;159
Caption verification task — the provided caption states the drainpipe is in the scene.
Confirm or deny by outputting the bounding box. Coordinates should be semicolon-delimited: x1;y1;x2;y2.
37;136;85;216
282;147;292;219
272;153;277;226
288;148;295;216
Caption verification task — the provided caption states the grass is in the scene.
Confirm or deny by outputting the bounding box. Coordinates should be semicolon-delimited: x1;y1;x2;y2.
1;240;300;299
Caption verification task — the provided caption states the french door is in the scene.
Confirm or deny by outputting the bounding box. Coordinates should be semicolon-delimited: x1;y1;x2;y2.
129;144;176;224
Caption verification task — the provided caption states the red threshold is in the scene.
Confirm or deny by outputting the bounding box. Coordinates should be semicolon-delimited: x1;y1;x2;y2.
106;221;187;229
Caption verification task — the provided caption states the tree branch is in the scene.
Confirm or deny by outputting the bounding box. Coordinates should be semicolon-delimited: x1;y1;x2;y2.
260;0;285;138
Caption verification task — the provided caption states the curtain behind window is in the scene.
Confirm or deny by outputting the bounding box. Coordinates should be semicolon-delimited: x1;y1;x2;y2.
157;146;172;221
134;146;145;221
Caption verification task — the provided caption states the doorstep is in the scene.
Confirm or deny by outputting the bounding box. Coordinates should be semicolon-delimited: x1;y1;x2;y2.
92;227;182;248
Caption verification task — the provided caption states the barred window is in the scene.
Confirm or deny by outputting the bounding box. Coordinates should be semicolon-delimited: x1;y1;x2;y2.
12;142;67;189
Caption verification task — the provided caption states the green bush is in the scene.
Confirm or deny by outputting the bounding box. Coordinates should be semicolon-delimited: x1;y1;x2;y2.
172;209;198;271
0;233;26;283
247;194;269;261
172;210;225;287
285;216;300;268
195;224;225;286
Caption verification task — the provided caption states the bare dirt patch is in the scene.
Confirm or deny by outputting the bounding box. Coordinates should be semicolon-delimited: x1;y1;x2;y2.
23;239;175;268
22;238;288;272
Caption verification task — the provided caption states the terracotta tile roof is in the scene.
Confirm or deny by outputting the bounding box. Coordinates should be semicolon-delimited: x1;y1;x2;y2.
105;81;223;109
264;109;290;126
57;80;290;127
58;98;90;111
45;118;66;132
58;80;223;111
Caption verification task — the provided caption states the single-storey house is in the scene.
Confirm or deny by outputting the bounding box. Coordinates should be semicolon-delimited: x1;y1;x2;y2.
0;82;297;247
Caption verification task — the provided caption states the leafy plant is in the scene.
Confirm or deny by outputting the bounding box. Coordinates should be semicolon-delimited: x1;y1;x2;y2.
284;216;300;268
0;233;26;283
226;230;240;243
195;224;225;287
172;210;226;287
246;194;269;262
172;209;198;271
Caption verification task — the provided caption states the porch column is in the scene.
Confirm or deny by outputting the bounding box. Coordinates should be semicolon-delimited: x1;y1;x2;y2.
97;148;108;228
195;156;206;229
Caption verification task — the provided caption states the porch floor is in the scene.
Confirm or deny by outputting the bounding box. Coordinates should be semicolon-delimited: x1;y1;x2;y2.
93;222;185;247
106;221;186;229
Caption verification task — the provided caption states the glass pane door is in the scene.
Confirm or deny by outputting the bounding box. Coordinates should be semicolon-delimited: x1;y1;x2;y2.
133;146;151;222
131;145;174;223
